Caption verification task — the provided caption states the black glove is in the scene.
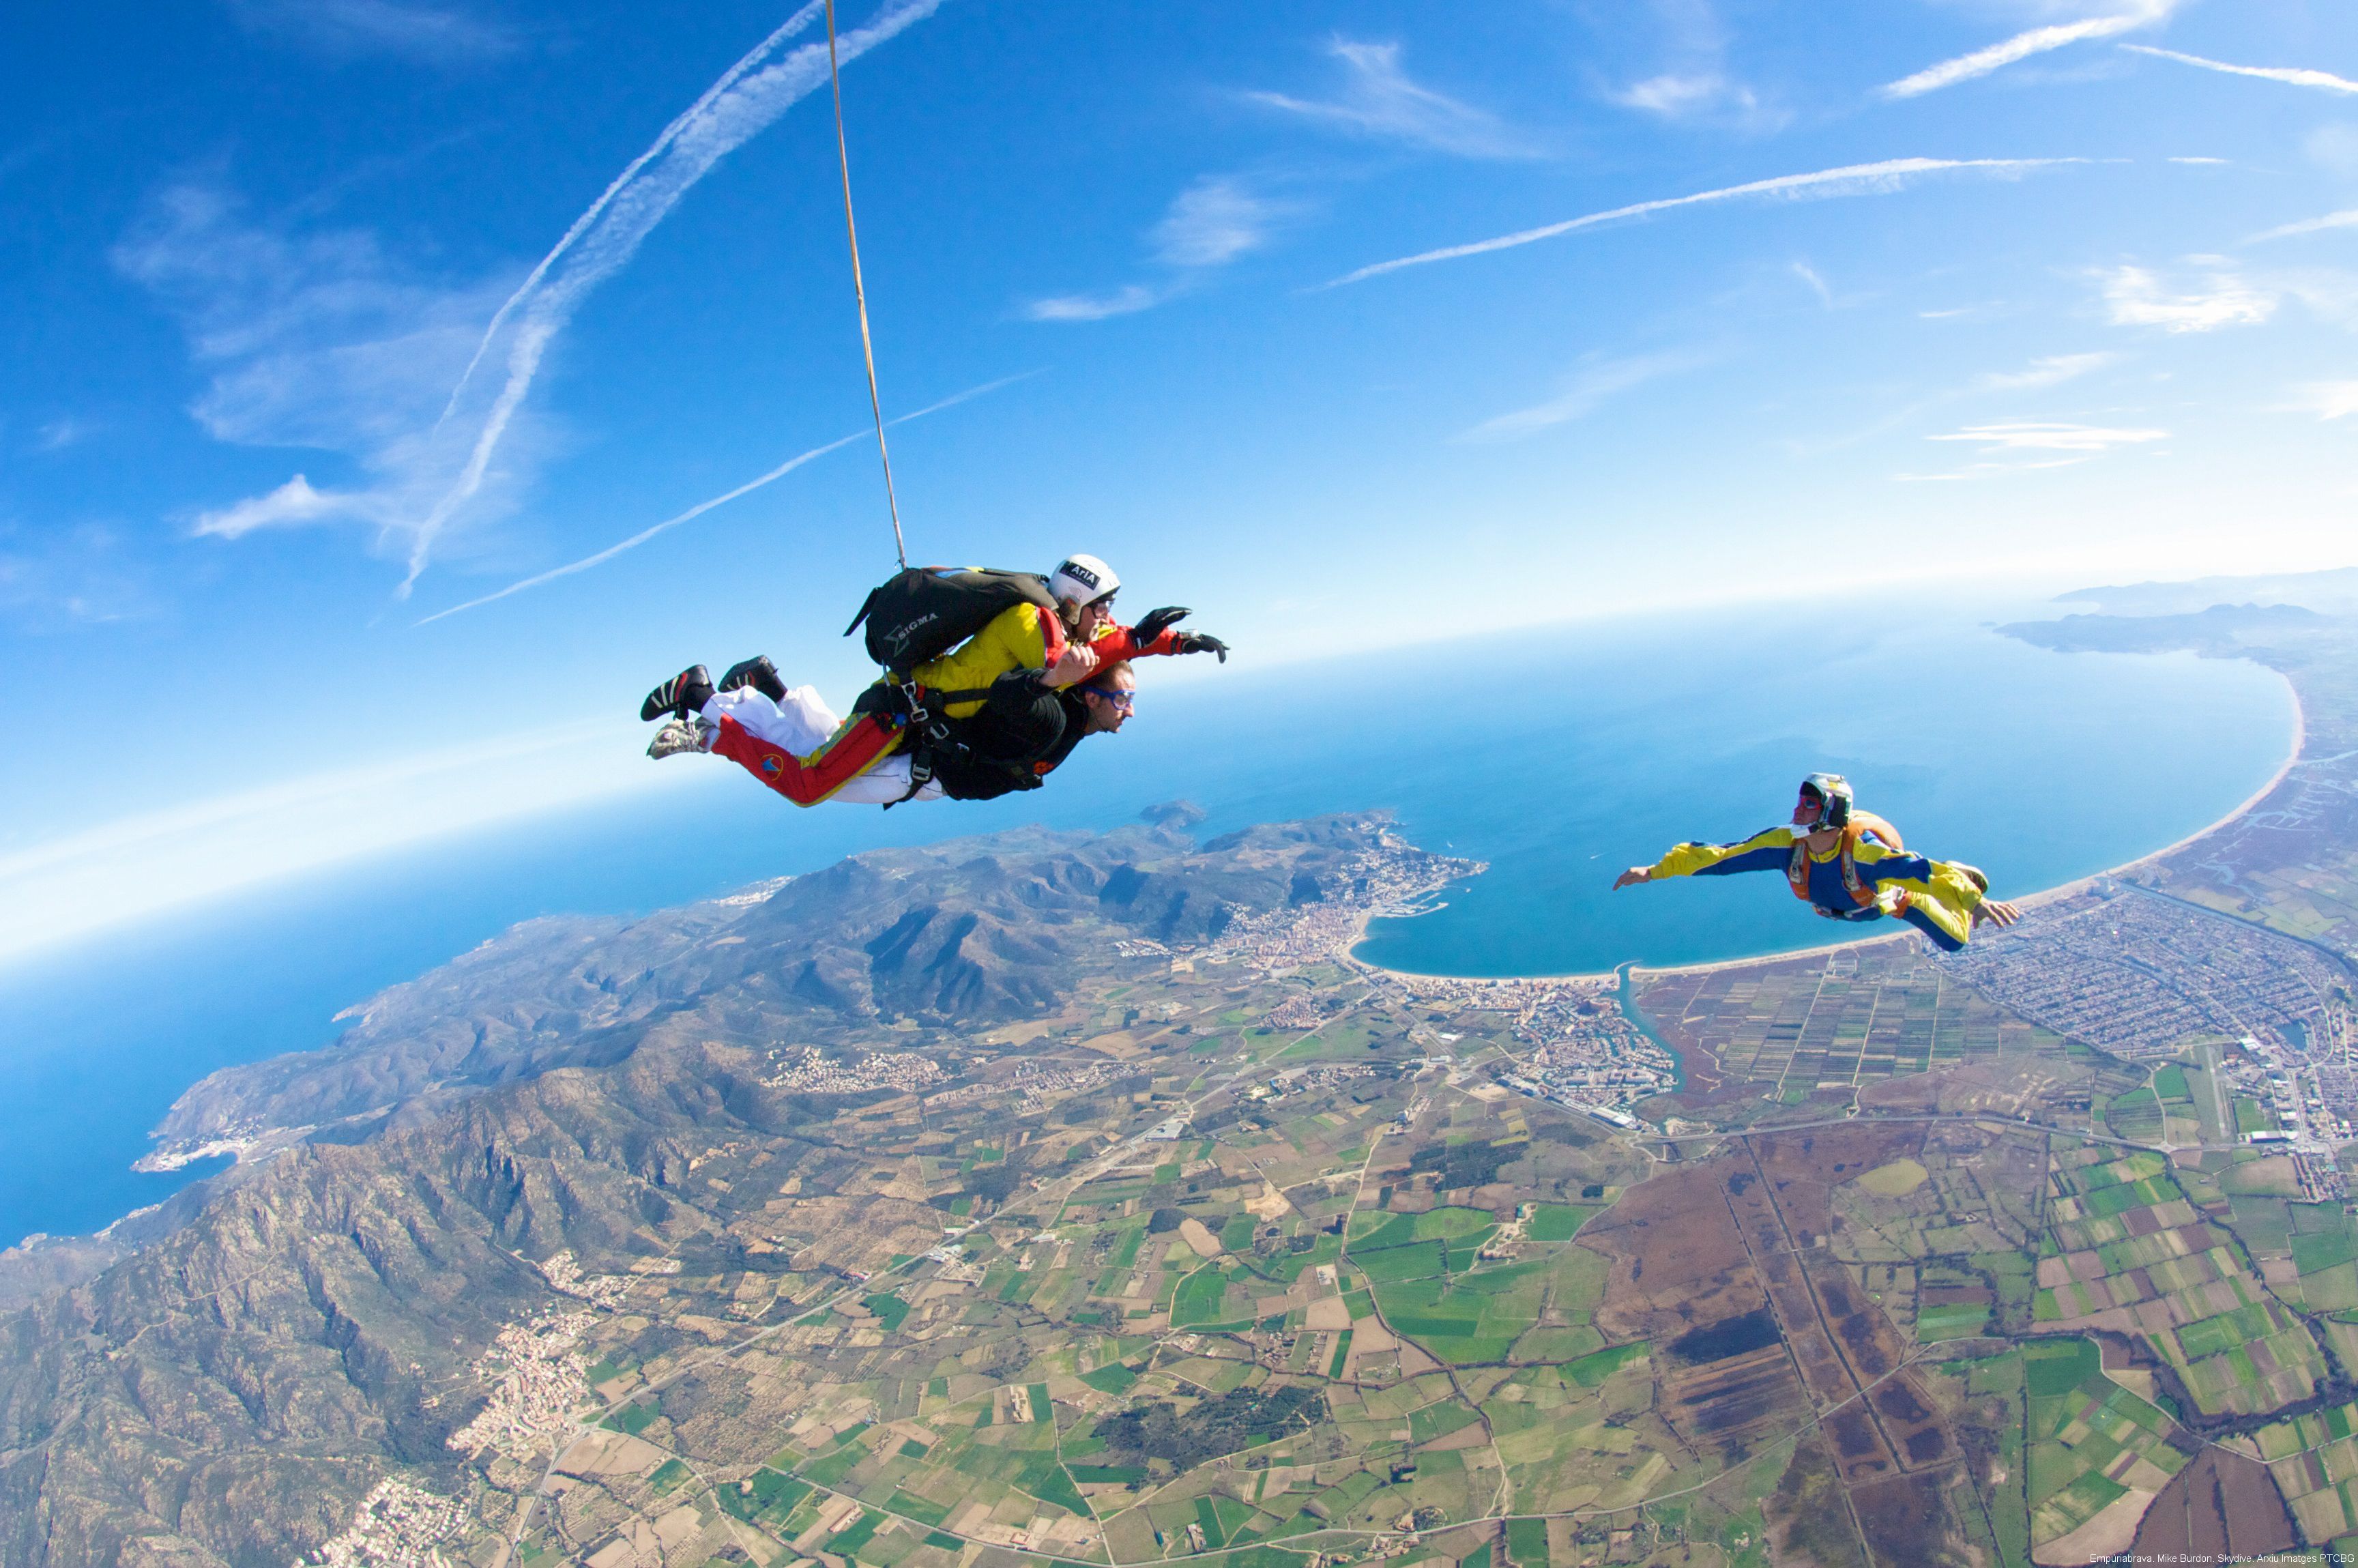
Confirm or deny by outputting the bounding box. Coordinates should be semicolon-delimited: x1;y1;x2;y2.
1131;605;1191;643
1176;631;1229;663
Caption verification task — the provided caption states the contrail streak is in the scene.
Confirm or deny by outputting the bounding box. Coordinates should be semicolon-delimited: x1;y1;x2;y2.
2123;44;2358;96
2247;209;2358;244
435;1;828;427
415;373;1036;625
1877;6;2169;100
401;0;954;596
1323;158;2080;289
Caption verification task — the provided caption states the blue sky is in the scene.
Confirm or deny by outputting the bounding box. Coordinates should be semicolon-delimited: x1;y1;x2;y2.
5;0;2358;959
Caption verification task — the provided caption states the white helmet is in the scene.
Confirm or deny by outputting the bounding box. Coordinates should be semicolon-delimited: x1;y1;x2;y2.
1049;553;1120;607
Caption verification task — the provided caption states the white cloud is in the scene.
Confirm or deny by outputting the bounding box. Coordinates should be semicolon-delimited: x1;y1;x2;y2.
2122;44;2358;96
1328;157;2080;288
1791;260;1833;306
1928;420;2168;451
1879;3;2174;100
1610;72;1766;124
1459;351;1705;441
1024;285;1163;323
1152;178;1285;268
2100;263;2276;331
0;720;665;966
33;418;91;451
1600;0;1781;128
0;522;157;628
1025;177;1289;324
224;0;521;64
2285;382;2358;421
190;473;390;538
1974;351;2114;390
2248;209;2358;244
117;185;525;560
1244;39;1530;159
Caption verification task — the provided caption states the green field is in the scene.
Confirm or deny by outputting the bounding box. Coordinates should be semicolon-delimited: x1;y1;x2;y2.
1918;1303;1991;1342
1526;1204;1597;1242
1171;1266;1230;1327
2022;1337;2186;1555
1373;1258;1549;1364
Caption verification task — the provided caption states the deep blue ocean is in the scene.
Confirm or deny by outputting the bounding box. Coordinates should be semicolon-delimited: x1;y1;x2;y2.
0;600;2296;1248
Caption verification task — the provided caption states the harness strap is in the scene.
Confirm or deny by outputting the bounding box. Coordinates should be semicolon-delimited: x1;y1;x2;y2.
1788;824;1879;909
884;748;933;809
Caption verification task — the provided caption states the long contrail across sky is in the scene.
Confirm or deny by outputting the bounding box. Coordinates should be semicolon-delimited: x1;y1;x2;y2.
401;0;955;596
1323;157;2084;289
415;374;1036;626
2123;44;2358;96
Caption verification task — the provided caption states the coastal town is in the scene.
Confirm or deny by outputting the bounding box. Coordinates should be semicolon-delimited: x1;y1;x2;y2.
1944;882;2346;1062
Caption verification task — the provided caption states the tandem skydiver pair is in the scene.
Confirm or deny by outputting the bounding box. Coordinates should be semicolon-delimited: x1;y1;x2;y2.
637;553;1227;807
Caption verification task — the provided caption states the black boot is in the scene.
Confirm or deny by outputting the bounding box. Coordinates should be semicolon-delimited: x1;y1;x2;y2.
718;656;787;701
640;664;714;722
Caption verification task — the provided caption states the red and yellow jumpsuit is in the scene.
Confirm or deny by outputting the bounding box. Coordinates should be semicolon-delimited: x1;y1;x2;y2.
707;605;1184;806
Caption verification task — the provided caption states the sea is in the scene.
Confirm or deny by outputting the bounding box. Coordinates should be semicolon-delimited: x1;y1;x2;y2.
0;598;2297;1249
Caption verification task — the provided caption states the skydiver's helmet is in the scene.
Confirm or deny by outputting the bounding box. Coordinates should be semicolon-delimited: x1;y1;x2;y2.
1049;553;1120;612
1795;772;1854;831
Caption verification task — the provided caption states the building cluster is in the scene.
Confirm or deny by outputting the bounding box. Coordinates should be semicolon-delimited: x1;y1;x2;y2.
305;1477;469;1568
1945;891;2341;1060
761;1046;944;1096
133;1123;265;1173
1008;1057;1124;1108
444;1309;598;1462
1209;841;1483;977
2214;1040;2355;1179
538;1249;632;1310
1510;996;1678;1114
1242;1062;1380;1107
1260;995;1335;1031
1340;968;1681;1116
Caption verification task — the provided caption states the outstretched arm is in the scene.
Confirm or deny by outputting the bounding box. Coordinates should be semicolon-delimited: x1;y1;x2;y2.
1616;826;1797;889
1093;609;1228;663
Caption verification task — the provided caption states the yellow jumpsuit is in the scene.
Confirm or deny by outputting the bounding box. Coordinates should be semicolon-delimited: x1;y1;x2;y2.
1648;823;1988;950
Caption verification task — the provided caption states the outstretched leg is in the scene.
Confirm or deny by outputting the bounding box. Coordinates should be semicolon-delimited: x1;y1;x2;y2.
1892;858;1999;952
701;686;907;807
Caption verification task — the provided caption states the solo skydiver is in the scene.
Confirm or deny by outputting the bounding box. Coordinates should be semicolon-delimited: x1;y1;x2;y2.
1611;773;2023;952
637;554;1216;807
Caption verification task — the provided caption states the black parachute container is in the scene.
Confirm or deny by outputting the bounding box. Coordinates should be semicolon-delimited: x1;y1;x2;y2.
844;566;1058;677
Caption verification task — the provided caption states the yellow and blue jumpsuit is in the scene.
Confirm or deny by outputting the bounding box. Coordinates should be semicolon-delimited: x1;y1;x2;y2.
1645;823;1990;952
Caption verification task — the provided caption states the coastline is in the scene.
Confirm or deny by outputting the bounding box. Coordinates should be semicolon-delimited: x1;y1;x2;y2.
1350;667;2309;989
5;662;2304;1259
